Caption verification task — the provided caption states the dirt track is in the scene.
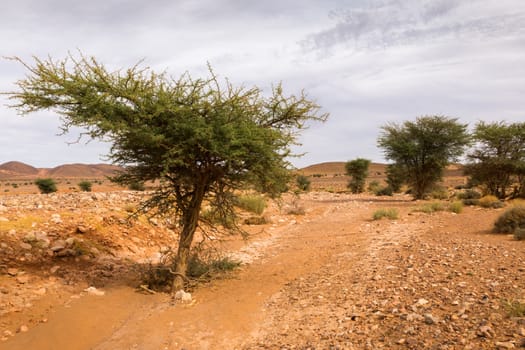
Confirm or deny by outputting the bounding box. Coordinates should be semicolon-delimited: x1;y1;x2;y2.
1;192;524;349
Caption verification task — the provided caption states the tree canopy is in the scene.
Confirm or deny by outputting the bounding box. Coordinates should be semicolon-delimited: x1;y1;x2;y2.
345;158;371;193
377;116;469;199
8;55;328;290
465;121;525;199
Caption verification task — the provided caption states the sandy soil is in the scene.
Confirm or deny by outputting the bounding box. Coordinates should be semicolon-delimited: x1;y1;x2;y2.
1;191;524;349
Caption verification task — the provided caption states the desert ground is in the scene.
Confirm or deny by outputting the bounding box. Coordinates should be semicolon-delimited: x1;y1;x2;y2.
0;164;524;349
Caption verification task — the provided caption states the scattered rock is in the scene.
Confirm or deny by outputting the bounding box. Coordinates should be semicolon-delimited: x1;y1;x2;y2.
495;341;515;349
424;313;439;325
18;325;29;333
20;242;32;250
7;268;19;276
16;275;30;284
174;290;192;303
50;240;66;252
478;325;495;338
76;225;89;234
84;286;105;296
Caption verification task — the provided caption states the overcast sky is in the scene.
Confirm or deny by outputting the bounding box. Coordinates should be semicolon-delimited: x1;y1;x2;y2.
1;0;524;168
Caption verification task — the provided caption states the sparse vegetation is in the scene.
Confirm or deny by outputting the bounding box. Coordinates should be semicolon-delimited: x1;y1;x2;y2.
187;254;241;279
493;205;525;233
502;298;525;317
367;180;381;194
372;208;399;220
78;180;93;192
345;158;371;194
478;195;503;208
430;186;449;200
244;216;269;225
128;181;145;191
296;175;311;192
457;189;482;206
35;178;57;194
236;194;266;215
378;116;469;199
416;202;445;214
514;228;525;241
448;201;464;214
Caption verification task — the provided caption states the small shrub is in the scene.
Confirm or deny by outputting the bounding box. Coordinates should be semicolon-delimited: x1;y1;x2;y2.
448;201;463;214
200;208;235;229
458;189;481;205
502;299;525;317
416;202;445;214
372;208;399;220
187;254;240;279
493;205;525;233
35;178;57;194
478;195;504;208
375;186;393;196
11;183;18;188
235;194;266;215
244;216;268;225
296;175;311;192
514;228;525;241
128;181;146;191
430;187;449;200
368;180;381;194
78;180;93;192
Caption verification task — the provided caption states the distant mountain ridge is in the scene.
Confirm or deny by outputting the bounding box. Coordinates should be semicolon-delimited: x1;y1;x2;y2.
0;161;122;179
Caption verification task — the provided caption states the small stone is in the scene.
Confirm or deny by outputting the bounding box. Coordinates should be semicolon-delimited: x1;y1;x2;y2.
50;214;62;224
174;290;192;303
3;330;13;337
56;249;76;257
518;327;525;336
65;237;76;246
495;341;515;349
416;298;429;306
34;287;47;295
84;286;105;296
0;217;9;222
7;268;19;276
76;225;88;234
50;240;66;252
424;313;439;325
477;325;495;338
50;265;60;274
20;242;32;250
18;325;29;333
16;275;30;284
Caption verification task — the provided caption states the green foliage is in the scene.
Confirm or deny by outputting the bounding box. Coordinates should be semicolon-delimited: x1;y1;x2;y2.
8;54;327;291
375;186;393;196
448;201;464;214
187;254;241;279
368;180;381;193
430;186;449;200
235;194;266;215
457;189;482;206
478;195;504;208
345;158;371;194
35;178;57;194
128;181;145;191
243;216;268;225
78;180;92;192
514;228;525;241
493;205;525;233
200;208;236;229
465;121;525;199
416;202;445;214
296;175;311;192
385;163;406;193
372;208;399;220
502;299;525;317
378;116;470;199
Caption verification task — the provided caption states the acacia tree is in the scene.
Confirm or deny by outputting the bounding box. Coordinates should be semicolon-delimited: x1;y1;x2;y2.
345;158;371;193
464;121;525;199
377;116;469;199
8;55;328;291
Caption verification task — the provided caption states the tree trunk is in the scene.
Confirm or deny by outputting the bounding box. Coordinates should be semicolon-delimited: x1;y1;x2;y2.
171;185;205;293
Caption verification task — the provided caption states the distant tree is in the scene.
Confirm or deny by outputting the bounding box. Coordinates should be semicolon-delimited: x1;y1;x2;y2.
296;175;311;192
377;116;469;199
8;54;328;292
345;158;371;193
35;178;57;194
78;180;92;192
464;121;525;199
385;163;406;193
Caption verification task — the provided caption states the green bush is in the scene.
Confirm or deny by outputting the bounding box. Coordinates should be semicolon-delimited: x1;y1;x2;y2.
368;180;381;194
478;195;504;208
78;180;92;192
35;178;57;194
448;201;463;214
416;202;445;214
128;181;146;191
200;208;235;229
243;216;268;225
187;254;240;278
372;208;399;220
296;175;311;192
430;187;449;200
493;205;525;233
458;189;481;206
514;228;525;241
235;194;266;215
375;186;393;196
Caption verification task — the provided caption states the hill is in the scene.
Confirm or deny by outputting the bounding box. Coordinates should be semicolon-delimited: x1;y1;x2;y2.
0;161;122;179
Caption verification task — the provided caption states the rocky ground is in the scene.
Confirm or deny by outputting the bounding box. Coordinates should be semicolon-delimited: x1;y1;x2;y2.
0;190;524;349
